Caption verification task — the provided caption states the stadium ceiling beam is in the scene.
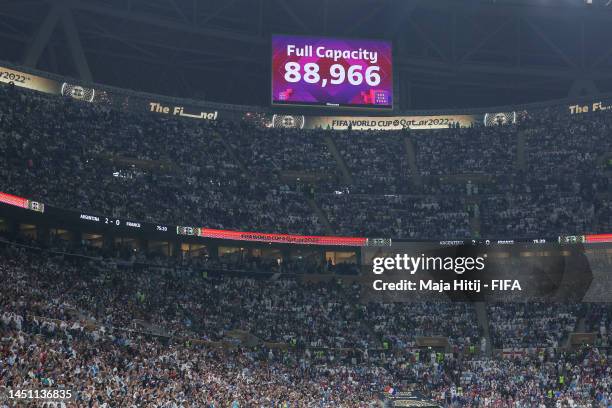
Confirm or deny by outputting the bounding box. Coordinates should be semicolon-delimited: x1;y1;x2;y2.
342;1;388;35
322;0;328;34
166;0;189;25
411;77;564;92
0;14;27;36
78;46;263;77
63;0;267;46
407;16;449;61
383;0;422;38
592;43;612;68
0;11;262;67
425;0;609;22
21;0;92;81
568;78;599;97
80;26;264;65
61;1;93;82
0;26;259;78
199;0;240;26
396;56;612;81
86;20;159;59
257;0;264;35
273;0;309;33
22;2;61;67
0;0;44;11
0;29;33;43
523;18;577;69
460;18;514;63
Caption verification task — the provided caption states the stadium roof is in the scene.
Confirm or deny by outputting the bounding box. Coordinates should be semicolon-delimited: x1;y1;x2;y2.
2;0;612;109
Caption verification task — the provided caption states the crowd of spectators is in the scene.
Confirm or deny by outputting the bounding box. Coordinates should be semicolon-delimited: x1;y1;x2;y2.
1;59;612;406
412;125;517;177
229;125;337;179
478;108;611;238
318;194;471;239
333;130;411;194
364;302;482;351
0;321;391;407
0;85;324;235
488;303;579;349
426;347;611;407
0;241;610;406
0;245;367;347
0;83;610;240
2;318;610;406
584;304;611;347
4;241;603;354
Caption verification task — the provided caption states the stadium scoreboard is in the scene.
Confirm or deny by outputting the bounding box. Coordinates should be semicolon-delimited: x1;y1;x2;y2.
271;35;393;109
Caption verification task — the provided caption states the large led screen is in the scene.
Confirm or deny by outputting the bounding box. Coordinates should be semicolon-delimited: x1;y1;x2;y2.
271;35;393;109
